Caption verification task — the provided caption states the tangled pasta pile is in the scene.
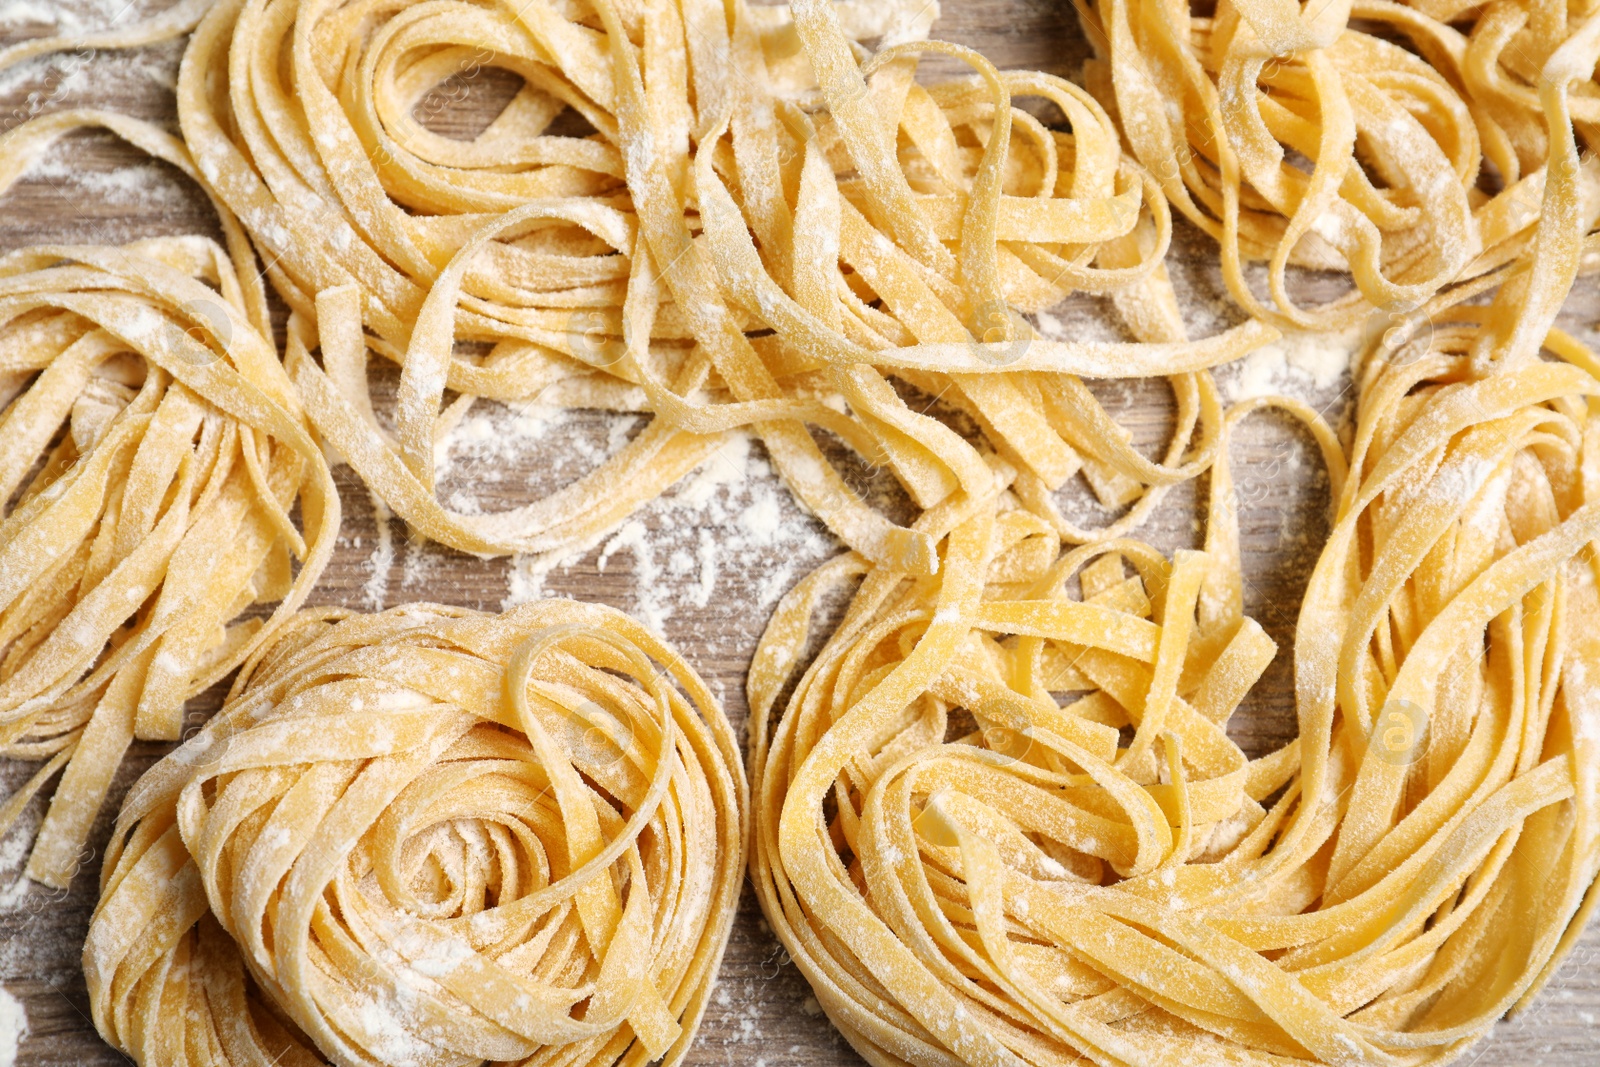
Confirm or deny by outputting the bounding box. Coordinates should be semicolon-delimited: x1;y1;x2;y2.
1082;0;1600;331
86;599;746;1067
747;288;1600;1063
173;0;1274;568
0;111;337;888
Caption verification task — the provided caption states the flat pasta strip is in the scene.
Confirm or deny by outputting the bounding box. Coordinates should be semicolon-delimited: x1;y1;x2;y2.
86;599;746;1067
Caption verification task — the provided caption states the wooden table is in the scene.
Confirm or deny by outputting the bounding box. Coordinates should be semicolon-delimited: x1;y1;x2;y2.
1;1;1597;1063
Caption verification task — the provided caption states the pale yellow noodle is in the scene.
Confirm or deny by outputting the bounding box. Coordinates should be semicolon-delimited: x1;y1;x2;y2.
1082;0;1600;331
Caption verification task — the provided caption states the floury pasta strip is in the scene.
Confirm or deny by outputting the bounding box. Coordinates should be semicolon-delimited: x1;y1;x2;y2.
85;600;746;1067
0;111;338;889
171;0;1274;569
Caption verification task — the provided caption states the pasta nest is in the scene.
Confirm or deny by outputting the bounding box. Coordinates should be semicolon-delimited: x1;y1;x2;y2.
0;158;338;889
746;314;1600;1065
176;0;1273;570
1082;0;1600;331
1405;0;1600;182
85;600;747;1067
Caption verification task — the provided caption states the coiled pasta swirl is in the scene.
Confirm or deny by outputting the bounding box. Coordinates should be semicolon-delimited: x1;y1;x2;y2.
747;305;1600;1063
86;600;746;1067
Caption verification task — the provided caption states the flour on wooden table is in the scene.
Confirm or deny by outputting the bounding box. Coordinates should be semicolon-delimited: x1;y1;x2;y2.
436;403;627;517
1033;305;1127;346
363;491;395;611
0;0;163;31
1226;326;1364;401
399;529;444;592
22;154;192;210
0;808;38;912
0;987;23;1067
0;40;180;98
0;818;30;1066
0;2;64;27
0;0;190;226
493;421;838;635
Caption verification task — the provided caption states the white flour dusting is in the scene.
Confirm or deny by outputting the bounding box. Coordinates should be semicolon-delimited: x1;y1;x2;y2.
0;37;180;99
1227;326;1363;401
0;987;23;1067
24;156;193;211
0;816;34;912
0;3;191;224
0;0;155;30
469;412;838;637
436;403;624;516
0;1;64;26
363;491;395;610
400;530;442;590
596;520;667;631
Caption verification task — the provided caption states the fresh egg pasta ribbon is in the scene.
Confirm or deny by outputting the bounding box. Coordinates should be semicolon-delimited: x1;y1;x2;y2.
0;110;339;889
1404;0;1600;187
175;0;1274;569
85;600;746;1067
1461;7;1600;371
748;298;1600;1062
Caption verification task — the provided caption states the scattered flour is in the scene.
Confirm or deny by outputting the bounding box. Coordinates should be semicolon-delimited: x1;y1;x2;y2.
0;814;36;912
23;156;193;211
1228;325;1363;401
675;432;752;507
1031;305;1126;346
0;4;191;226
0;0;156;30
596;520;667;632
363;490;395;610
0;35;180;100
0;987;23;1067
478;417;838;637
436;403;626;515
0;1;66;27
400;529;442;590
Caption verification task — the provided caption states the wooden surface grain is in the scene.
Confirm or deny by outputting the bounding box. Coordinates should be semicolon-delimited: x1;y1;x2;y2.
0;1;1598;1064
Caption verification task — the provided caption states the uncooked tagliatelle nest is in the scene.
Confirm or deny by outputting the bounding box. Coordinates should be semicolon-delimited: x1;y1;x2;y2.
747;303;1600;1064
86;600;746;1067
175;0;1275;571
1081;0;1600;332
0;111;338;889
